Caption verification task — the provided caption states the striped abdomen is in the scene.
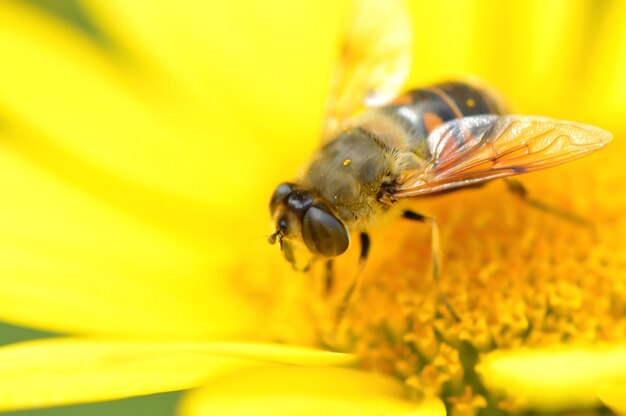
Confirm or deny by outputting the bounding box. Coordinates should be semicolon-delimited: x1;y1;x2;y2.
379;81;506;159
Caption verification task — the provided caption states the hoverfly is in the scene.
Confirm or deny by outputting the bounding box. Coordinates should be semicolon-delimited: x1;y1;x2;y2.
268;0;612;291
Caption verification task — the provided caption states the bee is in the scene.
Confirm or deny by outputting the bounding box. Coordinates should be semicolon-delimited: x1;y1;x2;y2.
268;1;612;286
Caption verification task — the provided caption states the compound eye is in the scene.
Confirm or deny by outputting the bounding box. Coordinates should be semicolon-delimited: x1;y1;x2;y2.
302;206;349;257
269;183;294;213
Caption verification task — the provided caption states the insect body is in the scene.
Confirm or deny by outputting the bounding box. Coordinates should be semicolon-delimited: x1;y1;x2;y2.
268;0;612;274
305;81;507;219
270;82;492;269
268;81;611;270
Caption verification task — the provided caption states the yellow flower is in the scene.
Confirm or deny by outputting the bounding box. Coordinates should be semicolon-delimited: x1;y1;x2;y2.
0;0;625;415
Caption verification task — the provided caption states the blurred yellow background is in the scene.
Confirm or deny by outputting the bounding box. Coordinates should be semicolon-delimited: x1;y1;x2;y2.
0;0;624;414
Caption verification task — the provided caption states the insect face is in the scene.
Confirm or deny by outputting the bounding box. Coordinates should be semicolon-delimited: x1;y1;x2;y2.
269;182;350;271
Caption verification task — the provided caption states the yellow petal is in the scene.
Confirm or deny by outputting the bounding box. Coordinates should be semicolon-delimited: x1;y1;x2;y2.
0;0;331;340
584;0;626;125
200;343;356;367
0;0;343;221
407;0;601;121
0;128;263;338
180;366;445;416
84;0;345;119
596;383;626;415
0;1;209;205
0;338;352;412
406;0;479;85
83;0;346;188
492;0;592;116
478;344;626;411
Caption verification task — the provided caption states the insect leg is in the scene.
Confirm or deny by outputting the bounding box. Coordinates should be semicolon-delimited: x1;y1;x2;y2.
402;210;460;321
504;179;593;228
324;259;334;295
336;232;370;323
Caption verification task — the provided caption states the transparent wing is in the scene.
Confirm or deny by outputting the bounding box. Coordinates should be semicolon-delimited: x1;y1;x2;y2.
322;0;412;140
393;115;613;198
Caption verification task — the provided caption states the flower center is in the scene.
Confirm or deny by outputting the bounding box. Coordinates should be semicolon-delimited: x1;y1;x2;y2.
311;182;626;414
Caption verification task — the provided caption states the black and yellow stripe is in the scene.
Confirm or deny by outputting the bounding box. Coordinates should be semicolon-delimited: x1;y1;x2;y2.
381;81;505;158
